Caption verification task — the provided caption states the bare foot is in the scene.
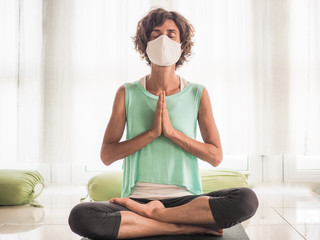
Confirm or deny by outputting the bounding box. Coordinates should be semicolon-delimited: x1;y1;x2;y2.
110;198;164;218
200;224;224;236
177;224;224;236
207;228;224;236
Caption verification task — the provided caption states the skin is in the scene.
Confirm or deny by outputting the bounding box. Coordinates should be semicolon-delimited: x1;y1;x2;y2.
100;19;223;238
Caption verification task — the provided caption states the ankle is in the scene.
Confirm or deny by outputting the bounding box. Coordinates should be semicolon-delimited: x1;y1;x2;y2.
172;224;186;235
145;206;157;218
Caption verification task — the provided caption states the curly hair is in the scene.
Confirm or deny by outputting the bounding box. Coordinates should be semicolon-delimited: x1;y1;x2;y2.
133;8;194;69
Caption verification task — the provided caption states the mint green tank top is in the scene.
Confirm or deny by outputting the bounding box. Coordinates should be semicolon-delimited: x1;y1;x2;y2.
121;79;204;198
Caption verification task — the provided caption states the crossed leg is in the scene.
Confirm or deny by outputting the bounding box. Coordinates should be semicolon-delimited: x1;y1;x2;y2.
69;188;258;239
111;196;224;239
118;211;223;239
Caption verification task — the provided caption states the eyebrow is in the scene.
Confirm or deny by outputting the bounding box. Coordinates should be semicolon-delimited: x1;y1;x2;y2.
151;29;177;33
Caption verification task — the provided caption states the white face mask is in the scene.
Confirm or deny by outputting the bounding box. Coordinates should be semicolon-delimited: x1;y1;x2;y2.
146;35;182;67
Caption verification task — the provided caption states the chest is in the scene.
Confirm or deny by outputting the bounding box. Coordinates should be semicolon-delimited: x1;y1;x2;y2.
127;94;198;138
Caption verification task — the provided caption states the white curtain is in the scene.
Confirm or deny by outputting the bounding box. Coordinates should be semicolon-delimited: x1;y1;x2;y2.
0;0;43;165
0;0;319;168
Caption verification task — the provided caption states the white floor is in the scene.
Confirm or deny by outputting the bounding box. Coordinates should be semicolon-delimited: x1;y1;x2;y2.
0;184;319;240
242;184;320;240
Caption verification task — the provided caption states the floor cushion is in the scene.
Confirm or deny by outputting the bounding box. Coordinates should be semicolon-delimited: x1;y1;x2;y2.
84;171;123;201
84;169;249;201
0;169;44;207
201;169;249;193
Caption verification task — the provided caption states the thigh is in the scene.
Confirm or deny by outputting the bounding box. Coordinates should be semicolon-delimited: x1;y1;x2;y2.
159;188;258;229
153;188;251;207
203;187;243;198
84;200;130;213
159;195;200;208
157;189;239;208
157;188;250;208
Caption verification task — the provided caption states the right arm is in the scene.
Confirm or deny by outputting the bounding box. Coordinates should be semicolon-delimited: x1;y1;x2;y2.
100;85;163;166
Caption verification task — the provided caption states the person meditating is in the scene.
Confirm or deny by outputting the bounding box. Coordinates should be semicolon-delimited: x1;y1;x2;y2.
69;8;258;239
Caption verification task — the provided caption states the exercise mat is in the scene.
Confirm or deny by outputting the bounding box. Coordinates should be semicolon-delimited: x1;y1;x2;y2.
80;223;249;240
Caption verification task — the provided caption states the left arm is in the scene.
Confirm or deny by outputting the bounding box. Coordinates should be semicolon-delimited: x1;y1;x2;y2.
163;88;222;167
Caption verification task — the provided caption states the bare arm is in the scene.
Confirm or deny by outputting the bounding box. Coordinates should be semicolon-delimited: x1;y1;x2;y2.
100;86;163;166
163;88;222;167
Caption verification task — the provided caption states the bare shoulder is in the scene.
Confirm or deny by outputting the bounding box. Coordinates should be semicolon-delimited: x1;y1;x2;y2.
103;85;126;144
199;87;212;113
116;84;125;99
112;84;126;113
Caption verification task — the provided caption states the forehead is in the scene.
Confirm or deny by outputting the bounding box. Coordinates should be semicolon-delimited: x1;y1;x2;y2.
152;19;179;32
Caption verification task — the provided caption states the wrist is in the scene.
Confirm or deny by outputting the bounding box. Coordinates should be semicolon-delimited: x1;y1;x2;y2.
149;129;159;140
164;127;175;139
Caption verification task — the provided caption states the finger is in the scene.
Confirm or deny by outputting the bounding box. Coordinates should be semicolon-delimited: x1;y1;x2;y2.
156;93;162;120
157;92;162;109
159;91;162;105
157;91;160;107
159;93;162;117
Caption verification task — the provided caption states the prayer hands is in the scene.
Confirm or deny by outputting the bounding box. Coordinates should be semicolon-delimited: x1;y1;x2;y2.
151;91;174;138
162;91;174;137
151;91;163;138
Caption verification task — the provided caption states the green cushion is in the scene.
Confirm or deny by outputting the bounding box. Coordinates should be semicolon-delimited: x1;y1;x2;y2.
0;170;44;207
85;169;249;201
200;169;249;193
87;171;123;201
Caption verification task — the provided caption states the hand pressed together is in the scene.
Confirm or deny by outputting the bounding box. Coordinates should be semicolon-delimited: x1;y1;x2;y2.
162;91;174;137
151;91;163;138
151;91;174;138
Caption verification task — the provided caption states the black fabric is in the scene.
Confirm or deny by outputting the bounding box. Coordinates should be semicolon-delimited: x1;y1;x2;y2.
80;223;250;240
69;188;258;239
69;201;129;239
133;187;259;229
207;188;259;229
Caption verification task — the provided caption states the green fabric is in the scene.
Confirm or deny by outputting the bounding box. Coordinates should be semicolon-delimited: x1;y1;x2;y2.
85;169;249;201
122;80;204;198
201;169;249;193
87;171;123;201
0;169;44;207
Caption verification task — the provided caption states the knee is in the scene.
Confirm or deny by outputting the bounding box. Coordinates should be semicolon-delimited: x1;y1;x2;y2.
237;188;259;219
69;202;121;239
68;203;89;237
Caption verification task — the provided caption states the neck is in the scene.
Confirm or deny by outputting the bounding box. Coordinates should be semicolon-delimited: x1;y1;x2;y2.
147;64;179;95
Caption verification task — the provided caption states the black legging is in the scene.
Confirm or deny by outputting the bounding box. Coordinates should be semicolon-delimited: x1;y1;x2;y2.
69;187;258;239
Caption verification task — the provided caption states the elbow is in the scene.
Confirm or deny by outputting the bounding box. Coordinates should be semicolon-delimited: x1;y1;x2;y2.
100;152;112;166
100;146;116;166
210;148;223;167
212;156;222;167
